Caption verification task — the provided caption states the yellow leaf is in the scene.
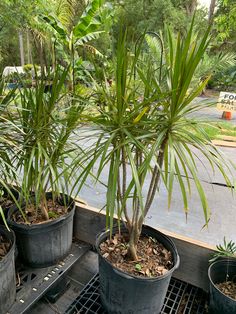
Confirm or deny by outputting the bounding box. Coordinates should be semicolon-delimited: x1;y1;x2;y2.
133;107;148;124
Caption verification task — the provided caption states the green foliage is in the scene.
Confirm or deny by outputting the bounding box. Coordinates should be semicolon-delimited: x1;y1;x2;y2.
48;210;59;219
194;51;236;87
42;0;104;55
41;0;104;91
208;65;236;92
51;0;85;32
109;0;207;40
23;64;39;73
135;263;142;271
210;237;236;263
0;78;19;228
196;121;236;140
214;0;236;50
14;67;86;220
5;72;26;83
0;0;44;68
79;17;233;260
0;79;18;181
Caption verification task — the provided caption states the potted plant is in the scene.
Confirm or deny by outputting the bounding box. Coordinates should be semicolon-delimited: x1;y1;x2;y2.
0;78;17;312
0;77;20;222
79;18;234;313
208;238;236;314
7;67;85;267
0;225;16;313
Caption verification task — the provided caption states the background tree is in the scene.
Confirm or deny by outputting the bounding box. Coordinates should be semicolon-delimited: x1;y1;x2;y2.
208;0;216;24
214;0;236;51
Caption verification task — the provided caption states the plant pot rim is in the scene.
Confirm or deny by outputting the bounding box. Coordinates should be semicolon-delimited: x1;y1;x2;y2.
8;206;75;229
96;224;180;282
208;259;236;303
7;193;75;229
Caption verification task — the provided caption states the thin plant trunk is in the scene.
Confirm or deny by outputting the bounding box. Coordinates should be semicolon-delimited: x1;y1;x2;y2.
121;146;131;231
128;225;140;261
127;139;167;261
40;201;49;220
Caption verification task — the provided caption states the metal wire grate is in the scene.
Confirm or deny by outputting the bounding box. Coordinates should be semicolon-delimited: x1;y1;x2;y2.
65;274;208;314
162;277;207;313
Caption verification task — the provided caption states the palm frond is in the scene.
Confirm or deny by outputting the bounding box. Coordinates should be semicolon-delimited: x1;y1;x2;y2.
54;0;79;31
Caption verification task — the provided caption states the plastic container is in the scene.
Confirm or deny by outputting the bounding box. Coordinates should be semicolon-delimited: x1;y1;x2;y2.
96;225;180;314
0;226;16;313
208;259;236;314
222;111;232;120
7;193;75;268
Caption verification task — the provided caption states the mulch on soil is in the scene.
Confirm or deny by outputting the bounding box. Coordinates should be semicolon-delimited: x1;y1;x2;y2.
0;190;16;211
12;199;69;224
216;281;236;300
100;233;173;278
0;235;11;260
0;197;14;209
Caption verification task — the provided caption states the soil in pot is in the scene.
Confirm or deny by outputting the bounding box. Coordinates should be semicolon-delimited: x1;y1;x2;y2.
0;195;14;210
100;233;173;277
216;281;236;300
11;198;70;224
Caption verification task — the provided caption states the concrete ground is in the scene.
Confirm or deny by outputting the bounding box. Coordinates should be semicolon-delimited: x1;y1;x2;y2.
191;96;236;125
79;148;236;247
78;100;236;247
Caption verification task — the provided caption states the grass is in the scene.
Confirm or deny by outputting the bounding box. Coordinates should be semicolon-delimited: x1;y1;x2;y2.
202;121;236;140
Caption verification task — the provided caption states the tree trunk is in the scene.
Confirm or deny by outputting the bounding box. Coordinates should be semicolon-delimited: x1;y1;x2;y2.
18;31;25;66
26;30;32;64
208;0;216;24
51;40;56;70
185;0;197;16
39;41;45;77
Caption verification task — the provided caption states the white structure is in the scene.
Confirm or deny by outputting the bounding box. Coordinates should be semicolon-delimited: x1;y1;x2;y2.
2;66;24;77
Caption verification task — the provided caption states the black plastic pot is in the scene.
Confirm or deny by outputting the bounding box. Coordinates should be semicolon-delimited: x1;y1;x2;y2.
7;193;75;268
208;259;236;314
0;226;16;314
95;225;180;314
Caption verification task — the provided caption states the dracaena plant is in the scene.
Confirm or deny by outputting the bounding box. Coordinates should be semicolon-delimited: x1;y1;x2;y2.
15;67;85;222
80;17;234;261
0;78;20;226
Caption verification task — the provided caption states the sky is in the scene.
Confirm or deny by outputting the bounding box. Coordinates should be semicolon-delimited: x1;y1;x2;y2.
198;0;211;8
